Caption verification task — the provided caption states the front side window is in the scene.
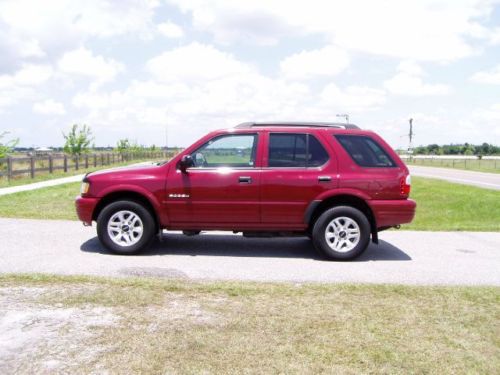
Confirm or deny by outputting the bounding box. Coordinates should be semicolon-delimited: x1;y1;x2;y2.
335;135;396;167
191;134;257;168
268;133;329;167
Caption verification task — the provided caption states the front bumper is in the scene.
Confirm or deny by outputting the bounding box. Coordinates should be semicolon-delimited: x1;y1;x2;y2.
369;199;416;228
75;195;99;225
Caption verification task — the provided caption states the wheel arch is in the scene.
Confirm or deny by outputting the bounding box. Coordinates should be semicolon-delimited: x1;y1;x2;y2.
305;194;378;243
92;190;160;232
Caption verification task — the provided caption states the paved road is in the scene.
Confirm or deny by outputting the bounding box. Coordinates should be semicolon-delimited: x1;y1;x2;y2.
0;218;498;286
409;165;500;190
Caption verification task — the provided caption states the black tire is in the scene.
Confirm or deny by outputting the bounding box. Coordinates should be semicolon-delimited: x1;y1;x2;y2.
97;200;156;255
312;206;371;261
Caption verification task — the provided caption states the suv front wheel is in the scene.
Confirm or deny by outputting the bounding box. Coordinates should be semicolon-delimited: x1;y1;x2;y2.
97;200;156;255
312;206;371;261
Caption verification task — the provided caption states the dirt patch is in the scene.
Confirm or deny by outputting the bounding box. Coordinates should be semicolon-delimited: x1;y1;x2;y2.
0;286;119;373
118;266;189;279
0;284;224;373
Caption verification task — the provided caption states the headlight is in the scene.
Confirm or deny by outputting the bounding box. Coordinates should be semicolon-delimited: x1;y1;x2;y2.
80;182;90;195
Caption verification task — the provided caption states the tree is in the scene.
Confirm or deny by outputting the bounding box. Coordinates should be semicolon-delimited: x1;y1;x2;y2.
115;138;131;154
63;124;94;156
0;131;19;159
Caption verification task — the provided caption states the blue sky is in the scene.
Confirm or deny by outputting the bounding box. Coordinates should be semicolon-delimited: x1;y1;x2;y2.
0;0;499;149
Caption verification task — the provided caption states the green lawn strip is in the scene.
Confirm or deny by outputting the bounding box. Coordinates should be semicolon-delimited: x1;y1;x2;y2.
0;182;79;220
0;177;498;231
0;158;166;188
1;274;498;374
404;177;500;231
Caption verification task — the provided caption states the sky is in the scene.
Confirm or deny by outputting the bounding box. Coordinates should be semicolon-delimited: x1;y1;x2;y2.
0;0;499;149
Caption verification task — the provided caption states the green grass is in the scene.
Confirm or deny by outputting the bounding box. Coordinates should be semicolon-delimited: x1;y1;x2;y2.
406;158;500;173
406;177;500;231
0;158;166;188
0;177;498;231
0;182;79;220
0;274;498;374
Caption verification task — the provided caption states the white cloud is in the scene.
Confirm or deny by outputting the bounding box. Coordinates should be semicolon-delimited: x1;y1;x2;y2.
0;64;53;88
167;0;491;61
384;61;451;96
320;84;386;112
157;21;184;38
0;0;158;71
33;99;66;115
280;46;350;80
470;65;500;85
0;64;53;110
58;47;124;85
147;42;254;82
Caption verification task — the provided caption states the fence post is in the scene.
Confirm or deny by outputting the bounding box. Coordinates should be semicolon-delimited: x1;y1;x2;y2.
101;154;104;166
7;156;12;181
107;154;110;165
94;154;97;167
64;155;68;172
30;157;35;178
85;154;89;169
75;156;79;171
49;155;53;174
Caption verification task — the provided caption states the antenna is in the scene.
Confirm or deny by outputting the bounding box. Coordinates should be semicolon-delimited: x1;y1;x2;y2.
336;113;349;124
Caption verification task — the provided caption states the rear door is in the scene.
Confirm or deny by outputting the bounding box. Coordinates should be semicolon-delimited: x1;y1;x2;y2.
260;131;337;227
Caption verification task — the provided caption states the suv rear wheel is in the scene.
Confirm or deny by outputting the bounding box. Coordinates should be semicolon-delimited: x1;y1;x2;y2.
97;200;156;255
312;206;370;261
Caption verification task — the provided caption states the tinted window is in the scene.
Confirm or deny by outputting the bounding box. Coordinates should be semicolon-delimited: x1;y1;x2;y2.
335;135;396;167
269;134;329;167
308;135;329;167
191;134;257;168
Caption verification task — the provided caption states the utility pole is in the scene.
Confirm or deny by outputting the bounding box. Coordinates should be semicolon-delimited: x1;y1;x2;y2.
336;113;349;124
408;118;414;160
165;125;168;156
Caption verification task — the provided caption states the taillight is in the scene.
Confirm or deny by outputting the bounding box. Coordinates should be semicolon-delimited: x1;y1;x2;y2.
400;174;411;196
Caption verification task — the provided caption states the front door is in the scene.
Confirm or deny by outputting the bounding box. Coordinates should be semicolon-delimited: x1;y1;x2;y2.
166;133;261;227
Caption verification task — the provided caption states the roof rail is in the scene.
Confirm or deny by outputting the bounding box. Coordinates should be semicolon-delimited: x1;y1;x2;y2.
235;121;360;130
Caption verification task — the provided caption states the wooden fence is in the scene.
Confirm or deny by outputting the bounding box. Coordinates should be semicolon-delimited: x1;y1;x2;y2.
0;151;174;180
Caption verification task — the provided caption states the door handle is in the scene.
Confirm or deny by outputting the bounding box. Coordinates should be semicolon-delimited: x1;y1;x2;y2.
239;176;252;183
318;176;331;182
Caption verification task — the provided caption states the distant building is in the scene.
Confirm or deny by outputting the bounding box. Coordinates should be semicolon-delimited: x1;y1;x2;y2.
34;147;53;156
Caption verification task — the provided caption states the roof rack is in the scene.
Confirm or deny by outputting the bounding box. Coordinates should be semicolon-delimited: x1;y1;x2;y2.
235;121;360;130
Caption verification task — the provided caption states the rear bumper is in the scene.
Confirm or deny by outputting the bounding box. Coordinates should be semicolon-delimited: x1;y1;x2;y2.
75;195;99;225
369;199;416;229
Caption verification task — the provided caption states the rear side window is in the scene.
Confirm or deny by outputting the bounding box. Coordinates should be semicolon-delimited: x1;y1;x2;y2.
335;135;396;167
268;133;329;167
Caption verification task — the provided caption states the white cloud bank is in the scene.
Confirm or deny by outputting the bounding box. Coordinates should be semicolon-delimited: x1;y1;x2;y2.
470;64;500;84
167;0;494;62
384;61;451;96
33;99;66;115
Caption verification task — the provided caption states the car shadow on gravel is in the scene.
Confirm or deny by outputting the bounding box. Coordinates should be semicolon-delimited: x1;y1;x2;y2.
80;234;411;261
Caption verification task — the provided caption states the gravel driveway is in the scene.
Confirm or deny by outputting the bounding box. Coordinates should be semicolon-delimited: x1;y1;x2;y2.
0;218;499;286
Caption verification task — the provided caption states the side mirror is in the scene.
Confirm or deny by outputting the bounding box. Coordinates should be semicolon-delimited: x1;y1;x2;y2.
179;154;194;173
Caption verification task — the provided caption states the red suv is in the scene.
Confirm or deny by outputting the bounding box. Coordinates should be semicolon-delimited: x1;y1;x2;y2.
76;122;415;260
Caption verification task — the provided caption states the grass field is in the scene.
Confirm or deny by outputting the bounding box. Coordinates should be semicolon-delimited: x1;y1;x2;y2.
405;157;500;173
0;274;498;374
406;177;500;231
0;177;498;231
